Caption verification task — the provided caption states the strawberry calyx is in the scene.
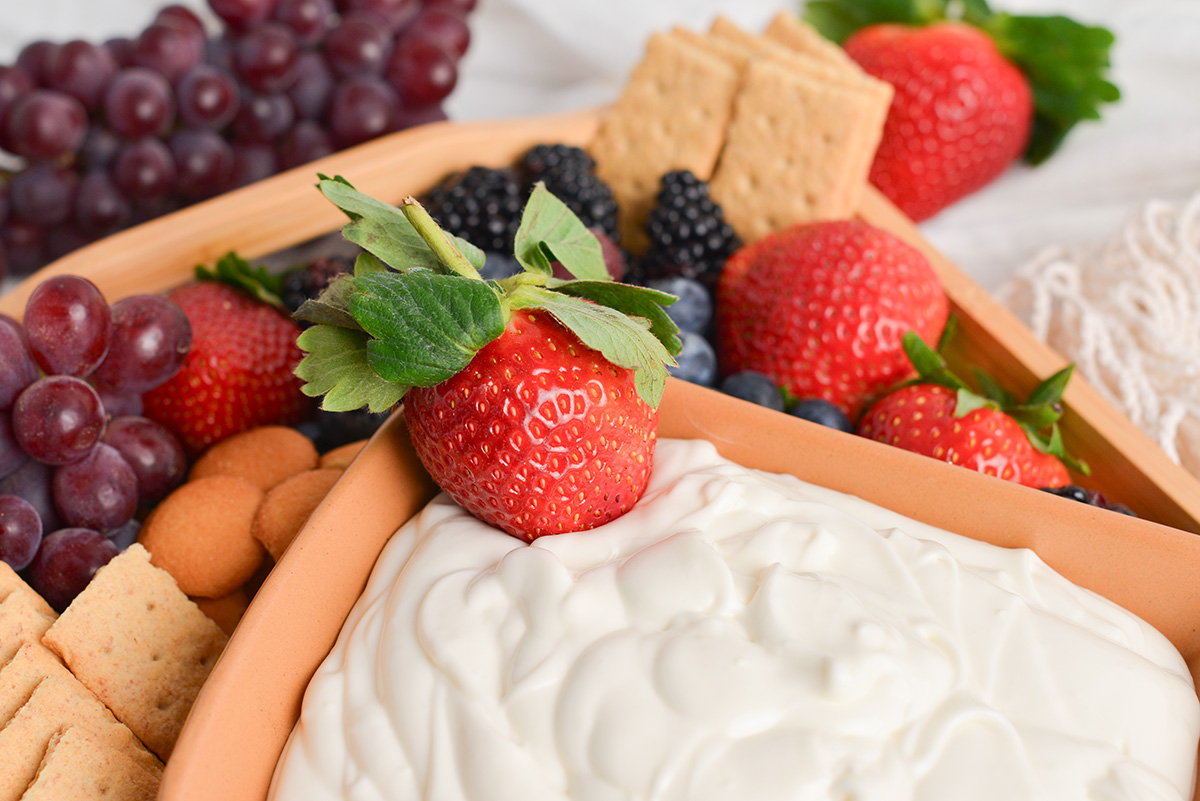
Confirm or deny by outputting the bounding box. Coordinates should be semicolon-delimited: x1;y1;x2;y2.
900;331;1089;474
802;0;1119;164
293;176;681;414
194;251;289;310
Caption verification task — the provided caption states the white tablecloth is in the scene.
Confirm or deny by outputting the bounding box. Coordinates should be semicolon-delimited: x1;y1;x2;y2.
3;0;1199;290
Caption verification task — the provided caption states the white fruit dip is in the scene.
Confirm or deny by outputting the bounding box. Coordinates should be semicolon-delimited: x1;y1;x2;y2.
270;438;1200;801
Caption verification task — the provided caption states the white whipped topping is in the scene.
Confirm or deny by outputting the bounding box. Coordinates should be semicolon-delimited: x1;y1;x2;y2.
270;439;1200;801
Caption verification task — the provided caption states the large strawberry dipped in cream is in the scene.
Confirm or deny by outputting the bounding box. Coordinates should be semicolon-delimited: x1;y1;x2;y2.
859;332;1086;487
717;219;948;421
295;178;680;540
804;0;1119;220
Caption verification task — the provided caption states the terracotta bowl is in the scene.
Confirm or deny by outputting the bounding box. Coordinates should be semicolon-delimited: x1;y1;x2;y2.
161;378;1200;801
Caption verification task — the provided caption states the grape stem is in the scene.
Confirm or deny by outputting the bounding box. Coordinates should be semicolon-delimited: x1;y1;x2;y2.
399;195;482;280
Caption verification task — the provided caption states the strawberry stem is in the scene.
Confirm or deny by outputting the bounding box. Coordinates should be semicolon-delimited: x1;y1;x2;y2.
399;196;483;281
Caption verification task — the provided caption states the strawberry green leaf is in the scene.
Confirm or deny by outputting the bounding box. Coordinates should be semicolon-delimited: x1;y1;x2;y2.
508;285;675;408
295;325;407;413
350;270;507;387
1025;363;1073;407
973;368;1017;406
196;251;285;310
514;183;609;281
550;280;682;357
803;0;947;43
293;274;362;330
1025;422;1090;475
953;388;996;418
902;331;969;391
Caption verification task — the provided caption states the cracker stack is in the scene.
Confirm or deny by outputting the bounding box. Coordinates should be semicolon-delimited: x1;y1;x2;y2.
589;13;893;247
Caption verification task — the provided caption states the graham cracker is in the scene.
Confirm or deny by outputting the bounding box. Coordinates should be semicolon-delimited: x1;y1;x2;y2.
709;16;861;88
0;593;55;666
709;58;884;240
0;562;53;619
764;12;863;75
41;544;228;761
0;677;160;801
0;644;69;731
589;32;740;252
21;726;159;801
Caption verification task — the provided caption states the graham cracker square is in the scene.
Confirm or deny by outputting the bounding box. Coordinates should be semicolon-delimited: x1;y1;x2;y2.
0;592;55;666
0;643;69;731
764;12;864;75
0;562;53;619
20;726;159;801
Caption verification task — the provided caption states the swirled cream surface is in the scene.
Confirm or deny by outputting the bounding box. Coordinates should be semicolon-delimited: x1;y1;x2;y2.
270;439;1200;801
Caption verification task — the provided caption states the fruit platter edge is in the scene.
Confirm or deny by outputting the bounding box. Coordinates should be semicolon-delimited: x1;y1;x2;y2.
3;106;1198;534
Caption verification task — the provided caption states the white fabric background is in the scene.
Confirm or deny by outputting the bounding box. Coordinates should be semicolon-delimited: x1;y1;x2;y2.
1;0;1198;290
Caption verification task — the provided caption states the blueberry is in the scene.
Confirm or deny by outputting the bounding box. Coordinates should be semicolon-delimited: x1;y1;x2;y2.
1040;485;1090;504
719;371;784;411
479;251;522;281
788;398;853;432
647;276;712;333
667;331;717;386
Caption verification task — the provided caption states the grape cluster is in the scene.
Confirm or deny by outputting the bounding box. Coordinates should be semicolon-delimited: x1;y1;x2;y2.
0;0;476;279
0;275;190;610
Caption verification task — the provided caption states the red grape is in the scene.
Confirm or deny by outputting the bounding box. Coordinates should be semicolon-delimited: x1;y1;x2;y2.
102;416;186;505
232;91;294;142
133;23;205;83
0;182;8;226
177;64;241;130
46;40;118;110
0;66;33;124
1;219;46;277
0;315;38;410
169;129;236;199
78;125;122;170
104;68;175;139
4;90;88;161
52;442;138;532
24;276;112;377
111;137;176;202
341;0;420;31
105;517;141;552
0;412;28;480
206;36;237;72
286;51;335;120
156;5;208;41
27;527;118;611
425;0;476;12
275;0;335;46
104;37;137;68
235;22;299;92
16;41;60;86
230;141;278;187
96;388;143;419
402;8;470;59
45;225;96;263
10;163;79;227
396;102;447;129
0;494;42;571
328;76;399;147
75;170;133;235
0;458;61;533
12;376;106;465
92;294;192;394
386;38;456;108
325;17;393;78
278;119;334;168
210;0;282;33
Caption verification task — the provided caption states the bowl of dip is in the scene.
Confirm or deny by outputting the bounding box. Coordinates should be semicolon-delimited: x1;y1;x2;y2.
160;377;1200;801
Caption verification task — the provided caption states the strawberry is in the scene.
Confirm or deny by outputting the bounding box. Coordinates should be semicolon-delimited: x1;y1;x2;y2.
717;219;948;421
804;0;1119;220
295;176;679;541
143;262;308;455
857;332;1085;487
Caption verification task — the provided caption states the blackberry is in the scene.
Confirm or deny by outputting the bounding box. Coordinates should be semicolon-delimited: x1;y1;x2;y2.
425;166;525;253
643;170;740;289
280;255;353;318
1040;484;1138;517
519;144;619;241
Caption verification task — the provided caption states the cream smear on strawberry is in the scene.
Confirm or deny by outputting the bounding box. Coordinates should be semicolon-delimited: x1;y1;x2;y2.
269;439;1199;801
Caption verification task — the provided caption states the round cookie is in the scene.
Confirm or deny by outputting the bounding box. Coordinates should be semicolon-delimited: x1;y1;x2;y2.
192;588;250;637
318;440;367;471
189;425;319;491
252;469;343;561
139;476;265;598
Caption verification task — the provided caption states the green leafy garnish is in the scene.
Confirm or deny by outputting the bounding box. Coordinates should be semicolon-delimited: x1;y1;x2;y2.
195;252;286;309
514;183;609;281
294;326;407;413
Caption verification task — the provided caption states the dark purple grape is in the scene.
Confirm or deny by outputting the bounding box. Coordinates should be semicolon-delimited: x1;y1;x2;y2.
286;51;334;120
0;182;8;227
75;170;133;235
9;163;79;227
129;194;183;225
16;41;60;87
230;141;278;187
111;138;176;202
231;91;294;142
104;68;175;139
46;40;118;110
235;22;299;93
103;416;186;505
386;37;456;108
92;294;192;394
0;494;42;571
402;8;470;59
12;376;106;465
169;129;235;199
27;527;118;611
0;66;33;124
96;388;142;419
325;17;393;78
77;126;122;170
0;314;38;411
3;90;87;161
44;225;95;262
176;64;240;130
278;119;333;168
394;102;446;129
105;517;141;552
206;36;237;72
1;219;46;277
104;37;137;68
425;0;476;13
0;458;60;533
210;0;282;32
156;5;208;40
275;0;335;45
24;276;112;378
0;412;27;480
0;242;8;281
341;0;420;30
133;23;205;83
328;76;399;147
52;442;138;532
